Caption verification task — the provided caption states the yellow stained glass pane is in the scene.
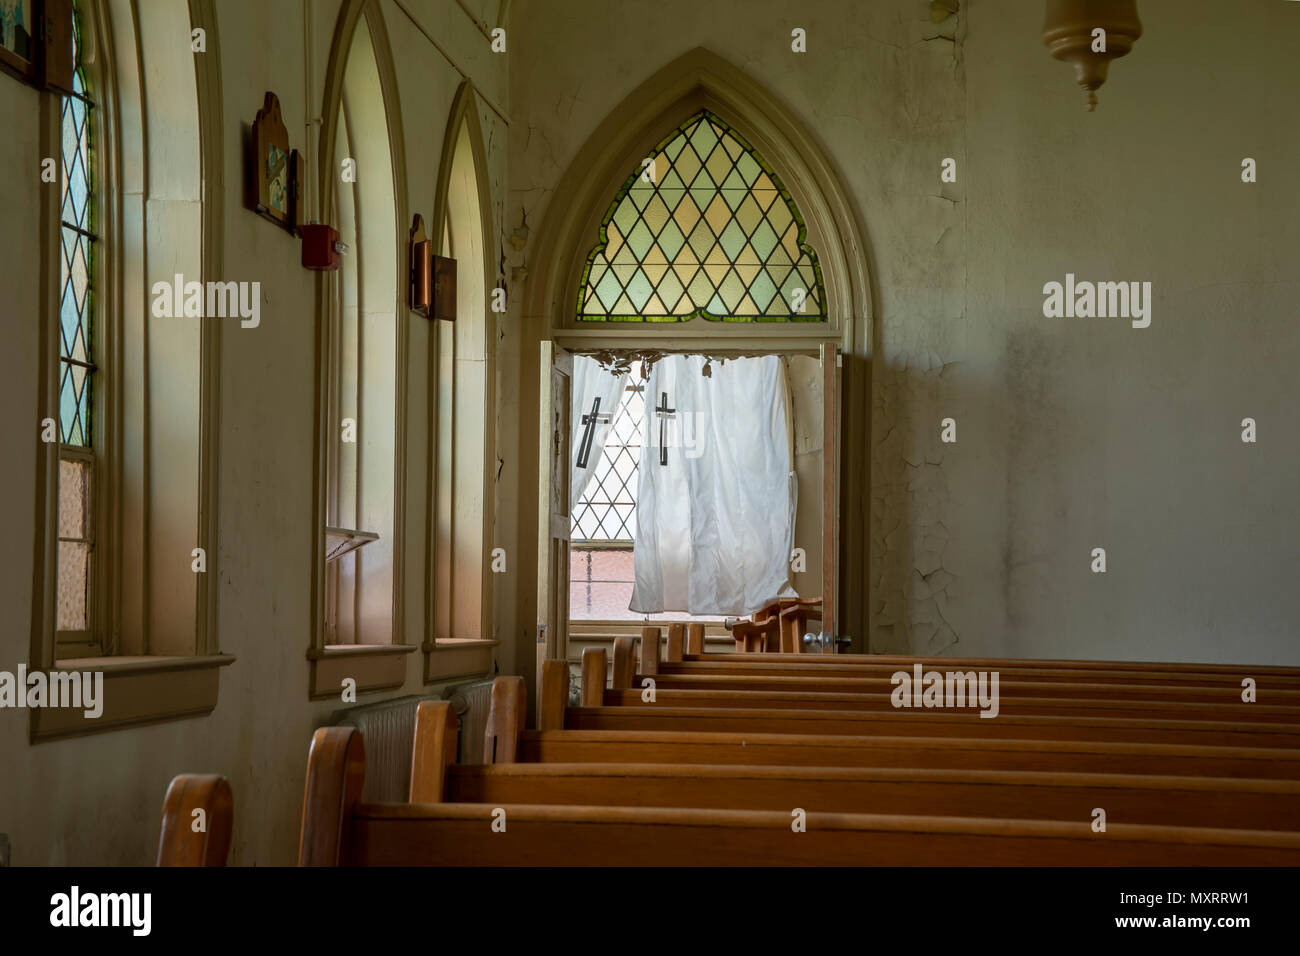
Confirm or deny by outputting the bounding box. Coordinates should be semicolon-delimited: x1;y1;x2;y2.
673;261;698;285
735;262;761;286
673;195;700;234
768;199;793;236
605;222;624;259
703;261;729;284
674;147;700;185
705;143;732;184
735;195;763;236
704;194;731;234
781;222;800;259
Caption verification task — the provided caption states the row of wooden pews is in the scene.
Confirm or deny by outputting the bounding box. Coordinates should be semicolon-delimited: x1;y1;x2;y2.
290;628;1300;866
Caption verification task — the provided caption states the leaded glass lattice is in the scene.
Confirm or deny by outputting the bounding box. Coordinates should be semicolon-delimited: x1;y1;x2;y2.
572;361;646;541
577;110;826;323
57;1;95;641
59;2;96;447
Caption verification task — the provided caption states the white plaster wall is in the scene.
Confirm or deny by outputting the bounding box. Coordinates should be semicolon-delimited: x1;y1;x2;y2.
505;0;1300;667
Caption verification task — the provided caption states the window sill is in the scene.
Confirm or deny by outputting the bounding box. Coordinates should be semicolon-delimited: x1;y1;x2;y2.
307;643;417;700
420;637;497;684
29;654;236;744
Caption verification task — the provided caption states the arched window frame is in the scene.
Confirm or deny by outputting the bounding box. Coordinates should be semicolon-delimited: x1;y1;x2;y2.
527;49;871;354
422;79;500;685
30;0;230;742
308;0;415;698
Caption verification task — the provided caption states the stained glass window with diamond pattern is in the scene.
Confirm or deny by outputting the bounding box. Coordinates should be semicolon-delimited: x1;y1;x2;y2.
577;110;826;323
572;361;646;541
59;4;95;446
57;0;96;639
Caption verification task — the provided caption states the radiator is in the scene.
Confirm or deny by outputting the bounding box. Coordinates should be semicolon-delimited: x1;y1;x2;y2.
331;694;439;802
441;680;496;765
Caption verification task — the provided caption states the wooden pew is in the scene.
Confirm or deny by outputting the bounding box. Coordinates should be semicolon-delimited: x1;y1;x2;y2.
646;672;1300;706
640;627;1300;690
445;760;1300;832
414;697;1300;832
595;687;1300;724
551;658;1300;777
599;641;1300;724
156;774;234;867
665;658;1300;690
516;729;1300;780
563;705;1300;748
298;719;1300;866
687;650;1300;684
323;802;1300;866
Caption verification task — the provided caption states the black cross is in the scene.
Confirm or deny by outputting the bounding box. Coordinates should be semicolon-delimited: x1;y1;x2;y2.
575;396;612;469
655;391;676;466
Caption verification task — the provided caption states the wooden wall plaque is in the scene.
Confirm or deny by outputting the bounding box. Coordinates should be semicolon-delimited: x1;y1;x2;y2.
250;92;292;229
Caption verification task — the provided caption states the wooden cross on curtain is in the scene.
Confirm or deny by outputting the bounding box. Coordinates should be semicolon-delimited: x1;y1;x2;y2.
575;396;612;469
654;391;676;466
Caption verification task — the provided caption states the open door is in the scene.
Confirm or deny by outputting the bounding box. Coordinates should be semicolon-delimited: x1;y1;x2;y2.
537;342;573;709
821;342;840;652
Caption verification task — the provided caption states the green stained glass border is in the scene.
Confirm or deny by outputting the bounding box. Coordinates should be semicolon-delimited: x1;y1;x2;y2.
576;109;828;324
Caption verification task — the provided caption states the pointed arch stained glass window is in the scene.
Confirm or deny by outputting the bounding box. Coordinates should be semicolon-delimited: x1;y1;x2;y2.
577;110;826;323
57;0;97;637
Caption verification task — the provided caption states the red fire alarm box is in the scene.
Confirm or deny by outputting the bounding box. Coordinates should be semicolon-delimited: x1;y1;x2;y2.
301;223;343;271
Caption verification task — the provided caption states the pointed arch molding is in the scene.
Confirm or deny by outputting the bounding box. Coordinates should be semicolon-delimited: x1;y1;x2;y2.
527;47;872;353
423;79;502;683
309;0;416;696
520;48;874;654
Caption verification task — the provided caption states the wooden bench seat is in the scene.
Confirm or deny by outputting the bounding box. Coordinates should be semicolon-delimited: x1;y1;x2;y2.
646;671;1300;705
444;761;1300;831
330;803;1300;866
298;722;1300;866
516;729;1300;779
663;658;1300;689
562;705;1300;748
413;698;1300;830
683;651;1300;684
595;687;1300;723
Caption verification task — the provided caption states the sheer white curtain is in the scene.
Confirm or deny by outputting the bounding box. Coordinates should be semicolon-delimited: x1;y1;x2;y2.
570;356;630;511
631;354;797;616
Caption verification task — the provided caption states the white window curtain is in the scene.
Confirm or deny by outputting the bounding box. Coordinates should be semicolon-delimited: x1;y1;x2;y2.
631;354;798;616
570;356;630;512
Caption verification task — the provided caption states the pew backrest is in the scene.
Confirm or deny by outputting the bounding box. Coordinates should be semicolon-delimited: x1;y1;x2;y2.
157;774;233;867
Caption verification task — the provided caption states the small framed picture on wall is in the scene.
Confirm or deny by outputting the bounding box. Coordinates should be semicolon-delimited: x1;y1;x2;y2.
0;0;37;85
251;91;292;229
